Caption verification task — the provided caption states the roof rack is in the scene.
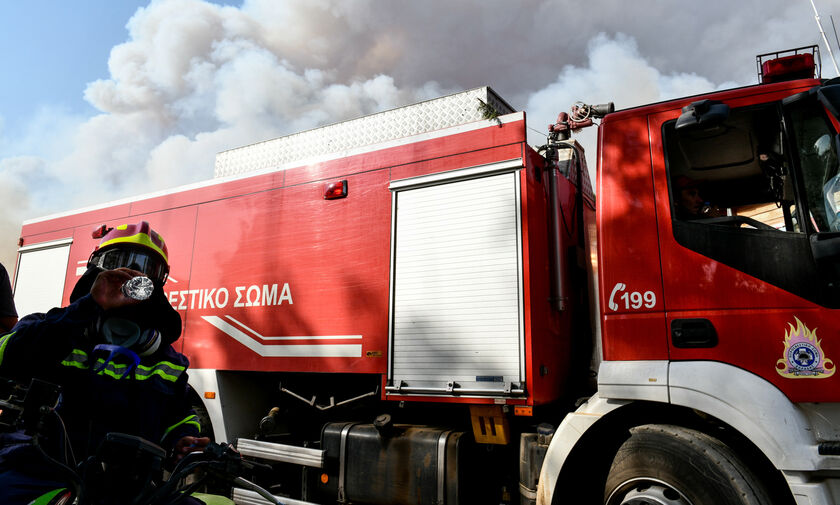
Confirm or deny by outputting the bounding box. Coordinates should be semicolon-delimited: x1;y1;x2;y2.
756;45;821;84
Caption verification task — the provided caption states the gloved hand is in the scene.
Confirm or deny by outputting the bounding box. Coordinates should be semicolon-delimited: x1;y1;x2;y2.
91;268;145;311
174;435;212;461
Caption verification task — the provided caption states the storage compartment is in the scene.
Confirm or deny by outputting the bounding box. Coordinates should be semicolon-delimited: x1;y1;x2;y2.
387;161;526;397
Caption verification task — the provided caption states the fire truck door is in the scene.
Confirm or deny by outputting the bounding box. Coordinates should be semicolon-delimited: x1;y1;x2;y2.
652;86;840;403
387;160;526;397
14;238;73;316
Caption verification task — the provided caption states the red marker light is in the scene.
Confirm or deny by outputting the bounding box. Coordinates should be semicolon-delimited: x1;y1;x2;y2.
324;180;348;200
91;224;113;239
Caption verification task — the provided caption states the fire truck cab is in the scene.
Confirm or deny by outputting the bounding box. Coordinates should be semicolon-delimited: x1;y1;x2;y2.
540;47;840;504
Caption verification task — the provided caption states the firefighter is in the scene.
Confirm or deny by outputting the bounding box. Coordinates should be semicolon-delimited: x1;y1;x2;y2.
675;175;706;219
0;221;210;504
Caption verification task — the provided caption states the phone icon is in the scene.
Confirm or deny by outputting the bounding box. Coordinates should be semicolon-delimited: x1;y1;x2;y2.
608;283;626;311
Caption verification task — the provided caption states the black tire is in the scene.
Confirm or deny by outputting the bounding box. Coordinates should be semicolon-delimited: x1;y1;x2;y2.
604;424;773;505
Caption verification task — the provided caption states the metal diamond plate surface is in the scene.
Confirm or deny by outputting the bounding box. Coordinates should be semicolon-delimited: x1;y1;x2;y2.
213;87;515;178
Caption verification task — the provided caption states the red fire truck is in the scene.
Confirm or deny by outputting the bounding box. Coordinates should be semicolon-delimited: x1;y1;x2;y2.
11;46;840;504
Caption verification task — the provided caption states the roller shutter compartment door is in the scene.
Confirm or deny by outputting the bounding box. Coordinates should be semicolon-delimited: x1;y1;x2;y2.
389;165;525;396
14;239;72;317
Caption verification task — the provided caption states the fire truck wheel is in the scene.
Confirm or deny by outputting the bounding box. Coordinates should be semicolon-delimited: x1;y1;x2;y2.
604;424;773;505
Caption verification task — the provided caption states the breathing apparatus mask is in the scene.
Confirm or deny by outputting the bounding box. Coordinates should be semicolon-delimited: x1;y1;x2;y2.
97;313;162;357
92;308;163;378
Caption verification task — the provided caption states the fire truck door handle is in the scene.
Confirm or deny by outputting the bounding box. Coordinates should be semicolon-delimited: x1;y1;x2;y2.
671;319;718;348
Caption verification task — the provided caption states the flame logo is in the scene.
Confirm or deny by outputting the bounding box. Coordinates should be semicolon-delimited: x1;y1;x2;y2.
776;317;835;379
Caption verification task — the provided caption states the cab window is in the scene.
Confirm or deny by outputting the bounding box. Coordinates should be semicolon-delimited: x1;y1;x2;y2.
665;103;802;233
662;101;819;306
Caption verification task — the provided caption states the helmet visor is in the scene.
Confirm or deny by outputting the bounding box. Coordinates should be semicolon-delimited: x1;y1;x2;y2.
91;248;168;285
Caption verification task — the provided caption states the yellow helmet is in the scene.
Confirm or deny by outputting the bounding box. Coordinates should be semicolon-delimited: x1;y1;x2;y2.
88;221;170;285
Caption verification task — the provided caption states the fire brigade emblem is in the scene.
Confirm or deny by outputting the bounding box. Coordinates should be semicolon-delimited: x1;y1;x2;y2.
776;317;835;378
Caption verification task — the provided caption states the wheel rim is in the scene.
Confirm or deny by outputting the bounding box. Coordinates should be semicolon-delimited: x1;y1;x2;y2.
606;477;694;505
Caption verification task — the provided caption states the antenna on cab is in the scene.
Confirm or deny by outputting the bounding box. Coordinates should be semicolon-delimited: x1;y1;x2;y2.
810;0;840;76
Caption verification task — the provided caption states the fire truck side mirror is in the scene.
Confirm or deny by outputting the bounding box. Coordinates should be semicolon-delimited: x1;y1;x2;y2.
675;99;730;132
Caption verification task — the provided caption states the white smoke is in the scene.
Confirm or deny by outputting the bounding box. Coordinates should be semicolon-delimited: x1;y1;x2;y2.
76;0;446;192
525;33;741;169
0;0;829;271
0;0;447;269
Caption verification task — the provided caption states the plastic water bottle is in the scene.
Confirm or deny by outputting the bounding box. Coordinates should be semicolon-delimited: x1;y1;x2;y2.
121;276;154;301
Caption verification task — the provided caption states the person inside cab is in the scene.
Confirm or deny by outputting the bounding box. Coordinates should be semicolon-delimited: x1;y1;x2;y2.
674;176;708;219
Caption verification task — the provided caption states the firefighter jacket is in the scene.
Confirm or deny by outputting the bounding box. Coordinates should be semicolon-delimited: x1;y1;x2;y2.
0;269;200;474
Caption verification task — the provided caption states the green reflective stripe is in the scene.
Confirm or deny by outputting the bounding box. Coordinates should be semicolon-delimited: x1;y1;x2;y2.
136;367;180;382
0;331;14;367
93;358;185;382
61;349;89;369
29;488;69;505
93;359;137;381
137;360;185;379
96;365;128;380
162;414;200;442
191;492;235;505
136;360;185;382
56;346;185;382
92;360;186;373
61;360;89;370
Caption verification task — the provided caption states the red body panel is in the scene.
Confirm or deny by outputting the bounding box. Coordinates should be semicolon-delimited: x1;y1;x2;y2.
597;114;667;360
21;204;133;242
181;169;391;373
